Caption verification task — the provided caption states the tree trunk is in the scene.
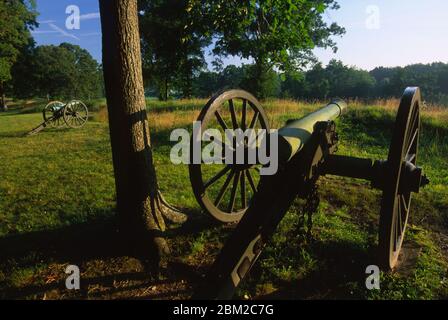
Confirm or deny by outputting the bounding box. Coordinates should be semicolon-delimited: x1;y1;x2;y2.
157;77;168;101
165;78;168;101
99;0;186;259
0;82;7;112
253;58;269;100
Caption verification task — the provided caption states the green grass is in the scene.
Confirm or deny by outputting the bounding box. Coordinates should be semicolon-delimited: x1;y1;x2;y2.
0;99;447;300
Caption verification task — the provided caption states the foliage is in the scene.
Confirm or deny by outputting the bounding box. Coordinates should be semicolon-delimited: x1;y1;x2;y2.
138;0;344;100
0;0;37;84
371;63;448;105
138;0;212;100
192;60;372;100
192;64;281;98
191;60;448;106
0;0;37;109
209;0;345;98
11;43;103;100
286;60;376;99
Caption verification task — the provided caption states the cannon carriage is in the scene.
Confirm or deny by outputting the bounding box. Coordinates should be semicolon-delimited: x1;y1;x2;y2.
27;100;89;135
189;87;429;299
43;100;89;129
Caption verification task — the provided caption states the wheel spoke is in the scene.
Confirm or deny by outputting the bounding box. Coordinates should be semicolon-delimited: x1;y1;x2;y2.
240;172;246;208
227;171;241;213
405;108;418;145
241;99;247;130
204;166;231;189
246;170;257;194
409;108;419;133
202;131;227;160
214;169;235;206
401;194;409;213
75;114;86;123
228;99;238;129
396;194;405;250
394;201;399;251
406;153;416;162
249;111;259;130
397;196;402;234
405;129;418;157
215;111;229;131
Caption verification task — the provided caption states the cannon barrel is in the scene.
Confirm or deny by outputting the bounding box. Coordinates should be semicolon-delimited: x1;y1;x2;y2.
277;99;347;163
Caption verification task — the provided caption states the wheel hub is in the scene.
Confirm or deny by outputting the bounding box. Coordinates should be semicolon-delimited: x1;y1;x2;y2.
399;160;429;194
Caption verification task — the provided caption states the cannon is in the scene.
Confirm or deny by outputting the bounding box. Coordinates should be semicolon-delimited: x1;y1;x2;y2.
189;87;429;299
27;100;89;135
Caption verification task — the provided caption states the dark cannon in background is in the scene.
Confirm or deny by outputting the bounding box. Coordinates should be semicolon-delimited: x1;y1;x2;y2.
27;100;89;135
189;87;429;299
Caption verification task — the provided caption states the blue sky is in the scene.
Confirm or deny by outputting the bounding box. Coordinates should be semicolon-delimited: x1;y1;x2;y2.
32;0;448;71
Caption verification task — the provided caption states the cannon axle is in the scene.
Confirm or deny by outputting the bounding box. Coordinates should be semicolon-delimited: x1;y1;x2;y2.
322;154;429;193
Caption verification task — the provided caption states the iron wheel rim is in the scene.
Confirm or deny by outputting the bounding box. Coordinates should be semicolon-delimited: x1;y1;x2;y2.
43;101;65;128
63;100;89;128
189;90;270;223
379;87;421;270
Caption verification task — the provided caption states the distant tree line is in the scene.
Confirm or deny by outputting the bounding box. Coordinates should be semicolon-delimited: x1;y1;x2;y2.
137;0;447;105
370;63;448;105
2;0;447;107
138;0;345;100
10;43;104;101
184;60;448;105
0;1;102;105
0;0;37;109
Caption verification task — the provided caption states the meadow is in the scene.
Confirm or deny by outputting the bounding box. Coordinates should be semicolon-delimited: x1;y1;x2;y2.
0;97;447;299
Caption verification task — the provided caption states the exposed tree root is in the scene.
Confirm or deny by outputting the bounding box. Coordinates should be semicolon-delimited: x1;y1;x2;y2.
156;190;188;224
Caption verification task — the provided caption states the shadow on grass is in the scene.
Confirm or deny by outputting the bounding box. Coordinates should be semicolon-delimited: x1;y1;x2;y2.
255;240;376;300
0;209;217;299
0;126;75;138
0;131;28;138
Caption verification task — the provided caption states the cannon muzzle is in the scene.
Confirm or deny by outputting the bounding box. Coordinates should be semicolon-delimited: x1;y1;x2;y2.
277;99;347;163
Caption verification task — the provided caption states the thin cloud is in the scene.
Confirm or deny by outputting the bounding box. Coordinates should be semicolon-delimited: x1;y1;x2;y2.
81;32;101;37
80;12;100;21
38;20;55;24
31;30;59;34
48;23;80;41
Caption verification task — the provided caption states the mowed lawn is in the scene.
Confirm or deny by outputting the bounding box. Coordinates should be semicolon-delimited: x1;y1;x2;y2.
0;99;447;299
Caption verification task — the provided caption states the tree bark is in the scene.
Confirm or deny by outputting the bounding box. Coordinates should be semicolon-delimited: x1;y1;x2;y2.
0;82;7;112
253;57;269;100
99;0;186;259
157;77;168;101
165;77;168;101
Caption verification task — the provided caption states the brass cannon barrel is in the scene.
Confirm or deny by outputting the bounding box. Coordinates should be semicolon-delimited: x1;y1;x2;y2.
277;99;348;163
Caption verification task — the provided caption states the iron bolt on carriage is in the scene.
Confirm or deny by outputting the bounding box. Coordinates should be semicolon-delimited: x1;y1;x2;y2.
189;87;430;299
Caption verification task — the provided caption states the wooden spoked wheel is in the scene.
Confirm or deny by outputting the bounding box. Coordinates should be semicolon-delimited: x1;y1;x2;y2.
63;100;89;128
43;101;65;128
379;87;421;270
189;90;270;223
